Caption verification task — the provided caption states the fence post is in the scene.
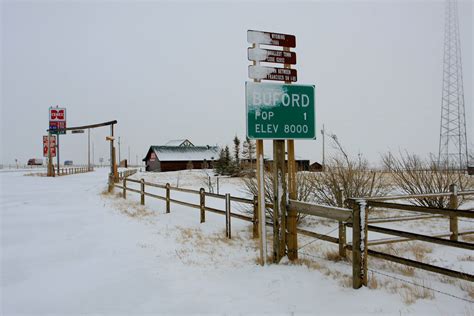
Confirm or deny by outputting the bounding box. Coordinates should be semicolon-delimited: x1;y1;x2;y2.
449;184;458;241
252;196;259;239
352;199;368;289
336;188;346;259
123;177;127;199
225;193;231;239
339;222;347;259
166;183;170;213
108;173;114;192
200;188;205;223
140;178;145;205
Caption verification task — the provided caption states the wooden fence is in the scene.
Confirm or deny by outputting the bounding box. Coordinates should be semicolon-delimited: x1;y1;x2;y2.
345;187;474;288
117;169;139;180
56;166;94;176
112;175;474;289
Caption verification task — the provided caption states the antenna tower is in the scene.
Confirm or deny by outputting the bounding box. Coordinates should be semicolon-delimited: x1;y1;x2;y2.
438;0;468;168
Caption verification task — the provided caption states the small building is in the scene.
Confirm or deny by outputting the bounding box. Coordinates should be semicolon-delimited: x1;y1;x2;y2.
309;162;323;172
241;157;310;172
143;139;219;172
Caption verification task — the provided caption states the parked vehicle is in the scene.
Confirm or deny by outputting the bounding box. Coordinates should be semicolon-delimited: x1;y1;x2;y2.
27;158;43;166
64;160;73;166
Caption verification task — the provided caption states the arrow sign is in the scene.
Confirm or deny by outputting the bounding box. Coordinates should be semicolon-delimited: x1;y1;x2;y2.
248;65;297;82
247;30;296;48
248;47;297;65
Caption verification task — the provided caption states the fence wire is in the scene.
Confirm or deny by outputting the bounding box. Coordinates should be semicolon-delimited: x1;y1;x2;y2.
298;251;474;305
298;225;340;250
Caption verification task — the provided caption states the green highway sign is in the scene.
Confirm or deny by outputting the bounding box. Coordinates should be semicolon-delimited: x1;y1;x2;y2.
246;82;315;139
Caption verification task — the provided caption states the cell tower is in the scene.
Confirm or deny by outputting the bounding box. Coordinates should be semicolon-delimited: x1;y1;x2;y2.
438;0;468;169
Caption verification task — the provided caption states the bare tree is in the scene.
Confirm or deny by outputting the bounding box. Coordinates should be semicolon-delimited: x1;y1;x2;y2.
305;134;390;207
242;136;256;171
241;171;313;221
382;152;473;208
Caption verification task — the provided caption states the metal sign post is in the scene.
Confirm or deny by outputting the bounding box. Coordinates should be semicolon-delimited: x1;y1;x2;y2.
284;46;298;261
252;41;267;266
56;133;60;174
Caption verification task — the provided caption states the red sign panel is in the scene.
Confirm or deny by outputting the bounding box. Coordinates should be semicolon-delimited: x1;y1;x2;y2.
43;135;57;157
49;108;66;122
247;30;296;48
248;47;297;65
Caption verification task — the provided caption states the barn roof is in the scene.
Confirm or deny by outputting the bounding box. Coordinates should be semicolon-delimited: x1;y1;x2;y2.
147;145;219;162
164;139;194;147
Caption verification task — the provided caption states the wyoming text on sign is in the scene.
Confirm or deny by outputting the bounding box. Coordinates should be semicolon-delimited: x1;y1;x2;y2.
247;30;296;48
246;82;315;139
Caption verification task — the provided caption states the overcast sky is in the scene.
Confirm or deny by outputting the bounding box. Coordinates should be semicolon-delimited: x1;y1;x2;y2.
1;0;472;166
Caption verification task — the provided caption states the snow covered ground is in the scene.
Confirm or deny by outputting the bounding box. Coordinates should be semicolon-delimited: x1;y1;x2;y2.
1;169;473;315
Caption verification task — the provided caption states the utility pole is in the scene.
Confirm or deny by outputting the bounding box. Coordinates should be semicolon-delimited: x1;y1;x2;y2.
88;128;91;171
321;124;325;171
118;136;121;166
92;141;95;167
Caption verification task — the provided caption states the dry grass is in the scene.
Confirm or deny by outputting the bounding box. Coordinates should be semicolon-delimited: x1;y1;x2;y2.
459;281;474;299
461;234;474;242
324;250;345;262
174;226;258;267
292;258;323;271
374;242;433;275
457;254;474;262
289;256;354;288
398;283;435;305
23;172;46;177
368;272;378;289
407;243;433;262
100;188;113;196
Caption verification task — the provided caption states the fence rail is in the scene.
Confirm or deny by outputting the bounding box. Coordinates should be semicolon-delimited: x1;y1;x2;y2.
57;166;94;176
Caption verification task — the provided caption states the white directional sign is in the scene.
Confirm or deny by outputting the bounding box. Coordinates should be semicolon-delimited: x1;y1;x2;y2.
249;65;297;82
